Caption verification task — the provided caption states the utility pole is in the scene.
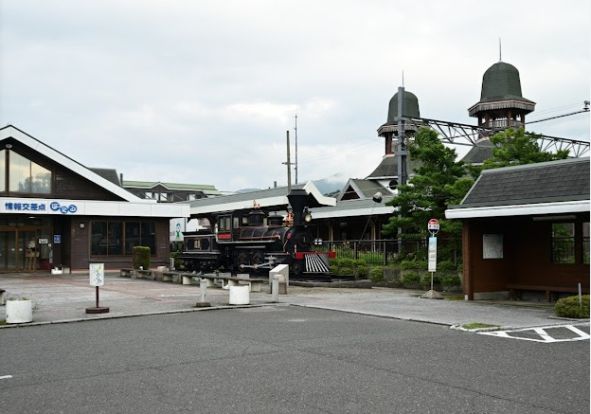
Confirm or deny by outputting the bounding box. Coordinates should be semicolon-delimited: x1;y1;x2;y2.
294;114;298;184
397;86;408;186
282;130;292;192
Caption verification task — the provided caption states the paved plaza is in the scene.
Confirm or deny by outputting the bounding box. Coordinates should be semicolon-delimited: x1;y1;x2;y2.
0;272;586;330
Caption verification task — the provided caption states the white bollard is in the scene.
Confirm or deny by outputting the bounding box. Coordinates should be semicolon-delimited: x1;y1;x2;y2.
6;298;33;324
271;275;279;303
269;264;289;294
200;278;208;303
229;285;250;305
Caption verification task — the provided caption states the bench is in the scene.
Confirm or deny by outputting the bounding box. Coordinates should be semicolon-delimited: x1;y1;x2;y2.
119;268;267;292
196;273;267;293
120;268;134;278
507;284;588;302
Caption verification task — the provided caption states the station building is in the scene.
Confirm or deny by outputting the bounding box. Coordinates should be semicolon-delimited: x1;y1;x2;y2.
0;125;189;272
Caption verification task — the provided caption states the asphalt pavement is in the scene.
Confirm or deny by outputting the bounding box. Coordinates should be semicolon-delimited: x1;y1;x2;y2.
0;272;586;329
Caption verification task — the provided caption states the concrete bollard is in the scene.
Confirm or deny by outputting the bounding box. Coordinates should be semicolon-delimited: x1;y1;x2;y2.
194;278;211;307
269;264;288;295
271;275;279;303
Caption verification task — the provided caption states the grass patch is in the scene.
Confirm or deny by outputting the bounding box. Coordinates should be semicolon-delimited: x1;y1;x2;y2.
461;322;499;330
444;294;465;301
0;320;6;326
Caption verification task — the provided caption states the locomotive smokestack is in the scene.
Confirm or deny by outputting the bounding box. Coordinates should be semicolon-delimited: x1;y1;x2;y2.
287;188;309;227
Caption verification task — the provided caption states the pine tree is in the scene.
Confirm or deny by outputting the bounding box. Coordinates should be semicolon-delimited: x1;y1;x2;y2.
482;127;569;170
382;128;472;240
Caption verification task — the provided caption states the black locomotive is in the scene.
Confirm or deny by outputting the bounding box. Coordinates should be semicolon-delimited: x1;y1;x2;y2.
178;188;334;276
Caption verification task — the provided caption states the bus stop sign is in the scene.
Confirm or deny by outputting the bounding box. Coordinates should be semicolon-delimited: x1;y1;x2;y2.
428;218;440;235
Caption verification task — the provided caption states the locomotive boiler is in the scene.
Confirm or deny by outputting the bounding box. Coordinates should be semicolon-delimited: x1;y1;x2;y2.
178;188;334;277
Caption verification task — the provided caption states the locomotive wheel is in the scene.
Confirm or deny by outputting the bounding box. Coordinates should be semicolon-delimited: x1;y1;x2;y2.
292;260;304;277
251;252;264;267
236;252;249;269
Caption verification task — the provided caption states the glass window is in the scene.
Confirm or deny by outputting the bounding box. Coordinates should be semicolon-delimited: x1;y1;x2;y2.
108;222;123;255
0;149;5;191
160;193;168;201
91;221;108;255
8;151;51;193
141;222;156;254
551;223;575;264
31;162;51;193
125;222;141;255
9;151;31;192
583;222;590;265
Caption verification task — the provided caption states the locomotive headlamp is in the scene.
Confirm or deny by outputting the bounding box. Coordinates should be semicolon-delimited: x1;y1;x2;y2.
303;207;312;223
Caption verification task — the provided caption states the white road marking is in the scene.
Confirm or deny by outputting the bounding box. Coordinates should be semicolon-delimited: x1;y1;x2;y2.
479;324;590;343
0;375;13;380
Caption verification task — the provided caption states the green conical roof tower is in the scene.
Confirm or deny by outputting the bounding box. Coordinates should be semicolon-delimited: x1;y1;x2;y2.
468;60;535;124
387;90;421;123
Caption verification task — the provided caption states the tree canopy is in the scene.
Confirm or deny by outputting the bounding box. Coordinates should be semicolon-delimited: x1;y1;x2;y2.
482;127;569;170
382;127;472;239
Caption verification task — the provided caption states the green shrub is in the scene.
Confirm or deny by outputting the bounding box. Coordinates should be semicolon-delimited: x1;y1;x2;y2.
337;266;356;277
132;246;151;270
441;274;462;288
420;273;441;290
437;260;457;272
369;266;384;283
356;264;369;279
554;295;590;318
401;271;421;289
400;259;427;271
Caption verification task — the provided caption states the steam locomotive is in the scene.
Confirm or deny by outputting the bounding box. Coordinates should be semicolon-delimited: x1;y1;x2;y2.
178;189;334;277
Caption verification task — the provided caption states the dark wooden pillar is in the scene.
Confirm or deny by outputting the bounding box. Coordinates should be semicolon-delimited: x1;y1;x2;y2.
462;220;474;300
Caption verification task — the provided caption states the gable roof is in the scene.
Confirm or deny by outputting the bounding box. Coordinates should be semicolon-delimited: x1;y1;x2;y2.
338;179;388;201
90;168;121;186
123;180;221;195
0;125;148;203
311;196;395;219
188;181;336;217
446;157;590;219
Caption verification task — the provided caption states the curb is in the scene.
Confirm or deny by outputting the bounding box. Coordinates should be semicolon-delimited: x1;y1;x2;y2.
0;303;284;329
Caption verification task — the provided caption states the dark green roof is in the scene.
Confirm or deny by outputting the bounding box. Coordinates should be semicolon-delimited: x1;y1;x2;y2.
387;90;420;122
480;61;523;101
457;157;590;208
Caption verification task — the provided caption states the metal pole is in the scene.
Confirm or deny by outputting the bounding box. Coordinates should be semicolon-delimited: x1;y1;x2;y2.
294;114;298;184
286;130;292;192
95;286;99;308
396;86;407;256
397;86;407;186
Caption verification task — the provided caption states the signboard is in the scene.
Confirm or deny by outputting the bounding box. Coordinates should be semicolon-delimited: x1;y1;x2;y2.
38;238;49;245
428;218;440;235
1;200;79;215
53;235;61;244
89;263;105;287
428;236;437;272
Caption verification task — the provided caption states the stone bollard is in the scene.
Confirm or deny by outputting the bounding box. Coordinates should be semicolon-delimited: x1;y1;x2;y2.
269;264;288;295
271;275;279;303
194;278;211;307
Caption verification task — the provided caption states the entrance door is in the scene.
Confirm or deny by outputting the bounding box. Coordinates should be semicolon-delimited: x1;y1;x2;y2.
0;231;18;270
0;230;40;271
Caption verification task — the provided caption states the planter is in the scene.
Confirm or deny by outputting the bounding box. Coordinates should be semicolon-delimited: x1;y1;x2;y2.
229;285;250;305
6;299;33;323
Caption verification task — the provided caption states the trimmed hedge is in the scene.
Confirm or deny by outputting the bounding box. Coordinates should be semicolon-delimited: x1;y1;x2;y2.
554;295;590;318
132;246;151;270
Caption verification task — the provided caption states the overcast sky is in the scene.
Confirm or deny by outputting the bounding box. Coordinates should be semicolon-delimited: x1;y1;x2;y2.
1;0;589;192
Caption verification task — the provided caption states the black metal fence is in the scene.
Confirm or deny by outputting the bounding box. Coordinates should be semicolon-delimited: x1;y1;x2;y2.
317;238;461;267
